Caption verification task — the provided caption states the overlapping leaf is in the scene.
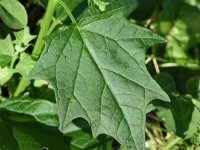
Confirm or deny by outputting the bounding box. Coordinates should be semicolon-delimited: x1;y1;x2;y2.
0;99;113;150
29;9;170;149
0;98;58;127
0;119;68;150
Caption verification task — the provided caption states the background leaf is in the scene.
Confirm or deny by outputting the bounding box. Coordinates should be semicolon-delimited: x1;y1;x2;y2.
14;53;36;81
0;0;28;29
64;119;113;150
0;119;68;150
0;67;13;86
154;73;200;139
186;76;200;99
0;98;58;127
13;27;36;52
0;118;19;150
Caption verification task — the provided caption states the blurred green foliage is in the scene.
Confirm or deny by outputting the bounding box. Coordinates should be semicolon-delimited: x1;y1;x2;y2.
0;0;199;149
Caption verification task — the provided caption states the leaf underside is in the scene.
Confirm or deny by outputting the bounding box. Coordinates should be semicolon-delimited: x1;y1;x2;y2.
30;9;170;150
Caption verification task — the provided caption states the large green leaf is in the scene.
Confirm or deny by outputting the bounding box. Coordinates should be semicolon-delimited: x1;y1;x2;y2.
0;0;28;29
0;98;58;127
0;100;113;150
29;9;170;149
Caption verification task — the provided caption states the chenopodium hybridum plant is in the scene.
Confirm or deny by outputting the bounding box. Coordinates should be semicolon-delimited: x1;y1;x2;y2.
29;9;170;150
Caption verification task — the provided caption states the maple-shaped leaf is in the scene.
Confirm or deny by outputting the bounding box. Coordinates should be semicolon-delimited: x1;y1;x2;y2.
29;9;170;150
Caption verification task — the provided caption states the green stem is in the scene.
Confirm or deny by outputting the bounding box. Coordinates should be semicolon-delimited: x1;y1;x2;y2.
14;0;58;97
47;18;62;35
14;0;77;97
10;52;18;68
32;0;57;60
145;55;168;63
0;87;3;101
56;0;77;26
166;137;181;149
14;77;27;97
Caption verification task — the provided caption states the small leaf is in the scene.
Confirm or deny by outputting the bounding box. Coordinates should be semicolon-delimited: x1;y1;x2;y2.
0;98;58;127
13;27;36;52
80;0;138;18
14;53;36;82
89;0;110;11
0;35;15;67
0;66;13;85
30;9;169;149
0;0;28;29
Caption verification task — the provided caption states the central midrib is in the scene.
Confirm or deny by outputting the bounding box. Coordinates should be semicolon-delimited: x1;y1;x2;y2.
75;27;138;149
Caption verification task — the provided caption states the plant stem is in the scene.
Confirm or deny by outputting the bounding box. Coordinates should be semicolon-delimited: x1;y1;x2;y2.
56;0;77;26
166;136;181;149
32;0;57;60
47;18;62;35
14;77;27;97
14;0;58;97
10;52;18;68
145;55;168;63
14;0;77;97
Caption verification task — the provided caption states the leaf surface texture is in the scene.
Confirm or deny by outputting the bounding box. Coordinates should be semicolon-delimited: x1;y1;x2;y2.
30;9;170;149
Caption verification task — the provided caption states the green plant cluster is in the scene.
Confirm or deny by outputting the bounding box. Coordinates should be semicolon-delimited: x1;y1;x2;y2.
0;0;199;150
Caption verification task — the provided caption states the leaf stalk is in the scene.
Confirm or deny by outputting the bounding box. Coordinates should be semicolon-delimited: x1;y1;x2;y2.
56;0;78;26
32;0;57;60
